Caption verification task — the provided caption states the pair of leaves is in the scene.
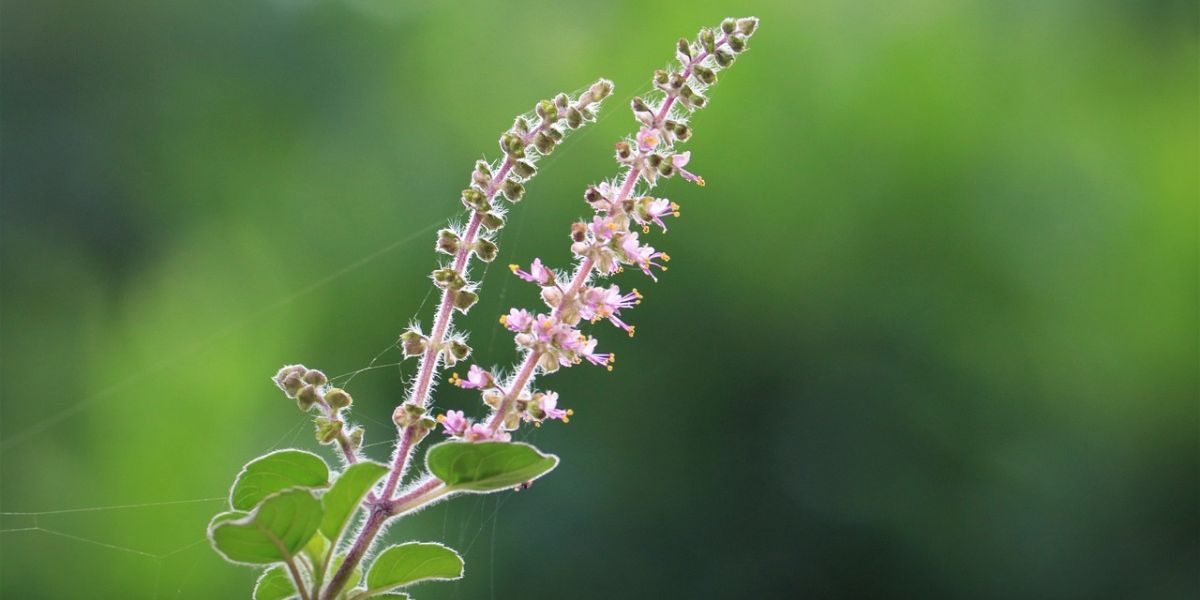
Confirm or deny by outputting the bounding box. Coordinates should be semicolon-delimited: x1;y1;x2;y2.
211;451;387;566
256;543;462;600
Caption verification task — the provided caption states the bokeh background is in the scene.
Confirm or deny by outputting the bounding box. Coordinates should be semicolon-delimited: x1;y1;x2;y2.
2;0;1196;597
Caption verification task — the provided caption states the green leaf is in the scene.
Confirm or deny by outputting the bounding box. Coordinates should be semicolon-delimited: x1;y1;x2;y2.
425;441;558;493
364;542;463;594
320;461;388;541
254;566;297;600
230;450;330;511
209;488;324;565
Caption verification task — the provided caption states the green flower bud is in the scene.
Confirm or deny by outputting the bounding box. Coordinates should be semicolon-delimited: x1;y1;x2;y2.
473;238;498;262
448;340;471;361
472;160;492;188
297;385;320;410
437;229;460;255
462;188;490;212
566;107;583;129
347;427;364;452
431;268;467;291
715;48;735;67
694;66;717;85
673;122;692;141
534;132;555;154
500;132;525;158
588;79;613;103
653;69;669;86
670;73;686;90
631;96;651;113
677;38;692;59
737;17;759;36
577;106;594;121
721;18;736;34
453;289;479;313
513;160;536;178
536;99;558;123
512;116;530;135
325;388;352;410
502;179;525;202
614;141;632;161
400;330;428;357
547;127;563;142
554;93;569;110
481;212;505;231
699;27;716;53
301;369;326;386
647;153;664;169
280;370;305;398
314;416;342;444
658;160;675;177
729;34;746;53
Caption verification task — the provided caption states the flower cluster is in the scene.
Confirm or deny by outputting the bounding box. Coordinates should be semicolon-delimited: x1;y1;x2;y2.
272;364;363;460
439;17;758;441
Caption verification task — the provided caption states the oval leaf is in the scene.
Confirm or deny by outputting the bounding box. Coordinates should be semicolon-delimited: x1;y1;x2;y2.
365;542;463;594
254;566;297;600
209;488;324;565
426;441;558;493
230;450;330;510
320;461;388;541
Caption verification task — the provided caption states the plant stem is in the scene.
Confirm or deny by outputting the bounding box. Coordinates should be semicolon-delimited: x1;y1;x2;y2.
283;553;313;600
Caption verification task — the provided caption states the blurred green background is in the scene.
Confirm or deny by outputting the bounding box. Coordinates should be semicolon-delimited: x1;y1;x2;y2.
1;0;1196;597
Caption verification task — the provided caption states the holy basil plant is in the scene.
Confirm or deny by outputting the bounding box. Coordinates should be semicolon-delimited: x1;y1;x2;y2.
208;17;758;599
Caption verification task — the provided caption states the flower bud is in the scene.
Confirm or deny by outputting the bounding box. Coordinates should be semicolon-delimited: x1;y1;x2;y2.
473;238;498;262
276;369;305;399
699;27;716;53
393;402;426;428
653;69;669;86
631;96;651;113
325;388;352;409
577;106;595;121
481;212;505;231
462;188;490;212
453;289;479;313
669;73;686;90
512;116;530;135
502;179;525;202
536;99;558;123
694;66;717;85
347;427;364;452
400;330;428;357
588;79;613;103
314;417;342;444
297;385;320;410
547;127;563;142
432;268;467;291
500;132;525;158
715;48;735;67
437;229;460;255
541;285;563;308
728;34;746;53
472;160;492;188
482;390;502;408
737;17;759;36
302;369;327;386
513;160;536;178
447;340;472;362
566;107;583;129
614;141;632;161
570;222;587;243
677;38;692;60
721;18;736;34
534;132;555;154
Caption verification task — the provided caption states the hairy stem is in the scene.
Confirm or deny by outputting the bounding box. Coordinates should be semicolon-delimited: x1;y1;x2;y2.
283;552;313;600
320;505;385;600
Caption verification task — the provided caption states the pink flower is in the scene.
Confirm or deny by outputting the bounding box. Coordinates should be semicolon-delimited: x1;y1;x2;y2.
538;392;569;422
534;314;560;343
636;127;662;152
464;423;510;442
500;308;533;332
634;197;679;232
509;258;554;285
580;285;641;335
620;233;670;281
450;364;493;389
438;410;468;437
579;336;614;371
589;215;620;241
671;151;704;186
